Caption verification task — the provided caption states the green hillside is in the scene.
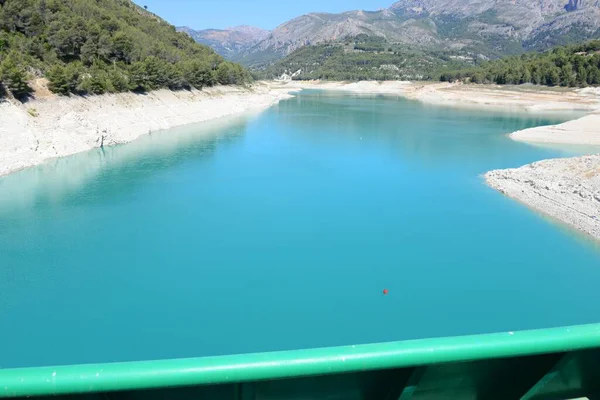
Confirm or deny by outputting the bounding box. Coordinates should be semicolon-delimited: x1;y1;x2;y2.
259;35;473;81
440;40;600;87
0;0;251;99
261;34;600;88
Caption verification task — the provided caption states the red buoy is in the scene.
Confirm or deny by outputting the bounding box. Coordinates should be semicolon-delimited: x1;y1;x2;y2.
383;289;389;295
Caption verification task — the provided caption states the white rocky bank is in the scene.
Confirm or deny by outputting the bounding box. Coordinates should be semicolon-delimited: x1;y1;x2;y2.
485;155;600;240
0;85;291;176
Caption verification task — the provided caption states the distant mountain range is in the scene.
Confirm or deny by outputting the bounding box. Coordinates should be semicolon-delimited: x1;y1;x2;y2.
176;26;270;60
180;0;600;68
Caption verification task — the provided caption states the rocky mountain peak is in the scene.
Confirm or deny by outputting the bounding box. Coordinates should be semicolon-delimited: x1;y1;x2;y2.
183;0;600;68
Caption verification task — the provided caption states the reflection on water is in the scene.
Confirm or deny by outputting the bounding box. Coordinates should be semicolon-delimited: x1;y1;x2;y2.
0;116;250;211
271;92;593;176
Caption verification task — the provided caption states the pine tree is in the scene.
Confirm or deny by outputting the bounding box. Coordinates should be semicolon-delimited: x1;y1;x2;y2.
0;51;31;99
577;65;588;87
522;68;532;84
547;68;560;86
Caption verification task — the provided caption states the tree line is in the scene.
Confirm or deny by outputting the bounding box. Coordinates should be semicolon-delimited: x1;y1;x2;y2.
0;0;251;100
262;35;600;87
440;40;600;87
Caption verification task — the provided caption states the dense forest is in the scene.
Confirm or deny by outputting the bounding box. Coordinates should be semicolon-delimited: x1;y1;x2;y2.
0;0;251;100
440;40;600;87
260;35;474;81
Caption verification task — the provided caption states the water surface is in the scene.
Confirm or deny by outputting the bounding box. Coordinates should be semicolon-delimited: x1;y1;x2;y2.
1;91;600;368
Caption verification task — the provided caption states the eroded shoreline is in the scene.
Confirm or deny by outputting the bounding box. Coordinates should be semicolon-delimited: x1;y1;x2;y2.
0;84;291;177
276;81;600;114
485;156;600;241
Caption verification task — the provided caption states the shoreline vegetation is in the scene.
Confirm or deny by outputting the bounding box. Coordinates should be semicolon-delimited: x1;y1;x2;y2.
439;41;600;88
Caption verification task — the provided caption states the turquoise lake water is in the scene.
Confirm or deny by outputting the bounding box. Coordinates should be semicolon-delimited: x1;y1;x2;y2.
2;91;600;369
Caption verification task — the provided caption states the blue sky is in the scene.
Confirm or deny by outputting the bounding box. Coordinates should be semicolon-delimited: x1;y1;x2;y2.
133;0;393;30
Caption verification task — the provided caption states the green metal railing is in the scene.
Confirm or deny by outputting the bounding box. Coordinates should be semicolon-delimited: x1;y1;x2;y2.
2;323;600;399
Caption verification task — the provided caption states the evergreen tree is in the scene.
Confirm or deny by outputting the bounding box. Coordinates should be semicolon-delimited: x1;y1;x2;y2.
560;64;575;86
547;68;560;86
183;60;215;89
522;67;532;84
0;50;31;98
588;65;600;85
46;63;83;95
577;65;588;86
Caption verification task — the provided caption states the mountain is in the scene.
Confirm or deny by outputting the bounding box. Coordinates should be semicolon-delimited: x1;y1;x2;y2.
236;0;600;68
177;26;270;59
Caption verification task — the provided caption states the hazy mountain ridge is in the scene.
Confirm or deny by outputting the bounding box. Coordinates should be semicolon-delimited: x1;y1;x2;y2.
238;0;600;67
177;26;270;59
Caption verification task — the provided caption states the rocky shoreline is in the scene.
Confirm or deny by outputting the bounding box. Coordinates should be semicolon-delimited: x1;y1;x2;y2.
511;114;600;145
278;81;600;113
485;155;600;241
0;84;291;177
